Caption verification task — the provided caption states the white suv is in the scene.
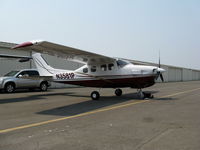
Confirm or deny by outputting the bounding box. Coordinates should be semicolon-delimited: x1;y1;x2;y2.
0;69;51;93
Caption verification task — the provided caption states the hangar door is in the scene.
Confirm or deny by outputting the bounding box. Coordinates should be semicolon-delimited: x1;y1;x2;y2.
168;67;182;82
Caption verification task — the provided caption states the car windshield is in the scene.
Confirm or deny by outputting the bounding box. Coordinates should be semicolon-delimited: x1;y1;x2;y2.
4;71;19;77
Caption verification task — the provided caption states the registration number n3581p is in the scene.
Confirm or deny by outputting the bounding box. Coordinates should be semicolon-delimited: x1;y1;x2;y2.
56;73;75;79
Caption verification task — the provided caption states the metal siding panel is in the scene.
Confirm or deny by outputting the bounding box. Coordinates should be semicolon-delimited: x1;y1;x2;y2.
0;47;31;76
168;67;176;82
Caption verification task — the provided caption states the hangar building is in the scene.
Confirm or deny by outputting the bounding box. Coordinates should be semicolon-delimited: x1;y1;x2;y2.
0;41;200;88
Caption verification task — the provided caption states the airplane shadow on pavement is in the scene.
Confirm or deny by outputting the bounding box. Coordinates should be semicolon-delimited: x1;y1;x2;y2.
0;90;175;116
37;91;176;117
0;91;75;104
37;93;139;117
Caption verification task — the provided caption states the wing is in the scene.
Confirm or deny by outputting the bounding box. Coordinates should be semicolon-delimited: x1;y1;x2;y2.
0;54;32;62
13;40;116;65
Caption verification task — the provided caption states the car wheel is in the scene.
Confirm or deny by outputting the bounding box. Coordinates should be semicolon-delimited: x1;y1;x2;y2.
40;82;48;91
5;83;15;93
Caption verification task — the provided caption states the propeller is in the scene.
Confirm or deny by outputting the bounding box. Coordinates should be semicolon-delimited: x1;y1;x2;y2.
160;73;164;82
155;51;165;82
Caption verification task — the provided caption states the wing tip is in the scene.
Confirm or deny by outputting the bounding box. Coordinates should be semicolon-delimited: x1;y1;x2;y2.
12;40;44;49
12;41;33;49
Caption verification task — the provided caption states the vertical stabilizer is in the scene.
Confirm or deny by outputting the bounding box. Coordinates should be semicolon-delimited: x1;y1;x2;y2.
32;53;55;76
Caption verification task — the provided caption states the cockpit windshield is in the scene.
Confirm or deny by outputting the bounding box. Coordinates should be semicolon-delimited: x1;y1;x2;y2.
4;71;19;77
116;59;130;67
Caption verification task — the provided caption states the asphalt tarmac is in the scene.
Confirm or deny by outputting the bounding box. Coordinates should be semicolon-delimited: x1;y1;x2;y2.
0;81;200;150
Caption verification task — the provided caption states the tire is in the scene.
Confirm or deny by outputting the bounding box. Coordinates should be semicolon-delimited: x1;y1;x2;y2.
115;88;122;96
5;83;15;93
91;91;100;100
40;82;48;91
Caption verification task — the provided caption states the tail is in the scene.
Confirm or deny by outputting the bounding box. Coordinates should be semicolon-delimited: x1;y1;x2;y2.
32;53;56;76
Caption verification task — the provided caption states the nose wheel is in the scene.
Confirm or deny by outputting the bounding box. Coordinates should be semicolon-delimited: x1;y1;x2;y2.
138;89;154;99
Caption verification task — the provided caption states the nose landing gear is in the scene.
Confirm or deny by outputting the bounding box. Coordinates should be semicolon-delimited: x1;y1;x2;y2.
137;89;154;99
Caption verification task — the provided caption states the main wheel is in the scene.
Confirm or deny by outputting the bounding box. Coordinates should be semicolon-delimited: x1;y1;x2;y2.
5;83;15;93
40;82;48;91
91;91;100;100
115;89;122;96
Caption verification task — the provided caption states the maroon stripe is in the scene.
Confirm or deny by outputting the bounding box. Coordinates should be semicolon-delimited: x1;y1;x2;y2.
54;75;156;88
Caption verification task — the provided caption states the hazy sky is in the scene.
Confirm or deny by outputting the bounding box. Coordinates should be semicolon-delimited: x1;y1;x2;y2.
0;0;199;69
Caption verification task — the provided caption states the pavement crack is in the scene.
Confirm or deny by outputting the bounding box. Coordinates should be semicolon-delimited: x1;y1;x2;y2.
135;128;173;150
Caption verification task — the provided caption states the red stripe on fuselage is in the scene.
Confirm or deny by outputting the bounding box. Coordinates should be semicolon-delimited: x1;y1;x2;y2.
54;75;156;88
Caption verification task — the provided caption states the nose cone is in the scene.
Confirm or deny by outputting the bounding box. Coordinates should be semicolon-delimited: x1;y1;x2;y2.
157;68;165;73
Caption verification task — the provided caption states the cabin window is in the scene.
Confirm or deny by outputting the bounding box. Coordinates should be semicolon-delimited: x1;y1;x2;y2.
91;66;96;72
108;63;114;70
101;64;107;71
83;68;88;73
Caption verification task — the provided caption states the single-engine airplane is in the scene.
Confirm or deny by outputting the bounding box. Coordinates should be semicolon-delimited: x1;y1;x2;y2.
0;40;165;100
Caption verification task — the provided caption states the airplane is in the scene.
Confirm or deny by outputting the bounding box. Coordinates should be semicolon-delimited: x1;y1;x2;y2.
0;40;165;100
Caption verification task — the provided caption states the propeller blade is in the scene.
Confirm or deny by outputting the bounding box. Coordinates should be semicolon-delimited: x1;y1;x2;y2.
158;50;161;68
160;73;164;82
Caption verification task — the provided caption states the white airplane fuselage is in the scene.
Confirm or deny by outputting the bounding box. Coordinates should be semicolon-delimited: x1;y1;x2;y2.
33;53;164;89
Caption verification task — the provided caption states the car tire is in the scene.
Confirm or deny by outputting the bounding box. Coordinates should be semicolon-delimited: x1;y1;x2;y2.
5;83;15;93
40;82;48;91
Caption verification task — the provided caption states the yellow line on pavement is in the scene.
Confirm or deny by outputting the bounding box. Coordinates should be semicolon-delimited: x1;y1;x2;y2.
0;100;149;134
160;87;200;98
0;87;200;134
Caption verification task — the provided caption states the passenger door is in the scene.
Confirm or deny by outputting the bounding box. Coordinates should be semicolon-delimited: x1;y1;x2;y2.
26;71;40;87
15;71;33;88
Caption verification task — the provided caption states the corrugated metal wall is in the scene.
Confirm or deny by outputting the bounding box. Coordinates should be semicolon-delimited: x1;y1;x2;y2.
156;66;200;82
0;48;31;76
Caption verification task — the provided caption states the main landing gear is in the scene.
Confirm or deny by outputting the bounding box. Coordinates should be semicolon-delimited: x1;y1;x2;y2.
137;89;154;99
91;91;100;100
115;88;122;96
90;88;154;100
90;88;123;100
